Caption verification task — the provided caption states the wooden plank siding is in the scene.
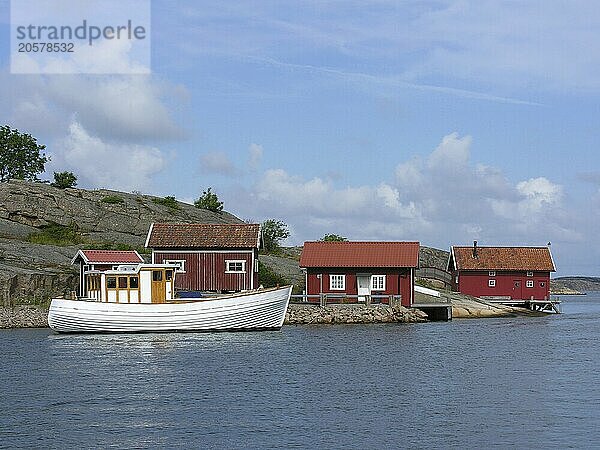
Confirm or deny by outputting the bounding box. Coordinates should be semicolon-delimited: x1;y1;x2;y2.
306;267;413;307
153;250;258;292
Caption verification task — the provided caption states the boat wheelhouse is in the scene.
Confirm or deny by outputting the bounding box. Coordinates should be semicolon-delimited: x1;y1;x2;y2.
84;263;177;304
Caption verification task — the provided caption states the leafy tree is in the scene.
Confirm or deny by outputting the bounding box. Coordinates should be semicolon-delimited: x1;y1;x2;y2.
261;219;290;253
51;171;77;189
194;187;223;213
0;125;49;182
320;233;347;242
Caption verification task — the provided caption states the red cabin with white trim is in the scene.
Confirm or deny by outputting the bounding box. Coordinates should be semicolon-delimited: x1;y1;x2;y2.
299;241;419;307
448;242;556;301
145;223;261;293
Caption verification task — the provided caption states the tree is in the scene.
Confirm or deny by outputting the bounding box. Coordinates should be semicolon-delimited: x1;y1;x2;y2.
0;125;49;182
51;171;77;189
194;187;223;213
320;233;347;242
261;219;290;253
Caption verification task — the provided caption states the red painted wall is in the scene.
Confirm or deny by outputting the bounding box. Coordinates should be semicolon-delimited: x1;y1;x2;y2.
455;271;551;300
154;250;258;292
306;268;414;306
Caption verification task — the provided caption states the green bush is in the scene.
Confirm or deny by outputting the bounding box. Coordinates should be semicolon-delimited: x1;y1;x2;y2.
51;171;77;189
101;195;125;204
152;196;180;209
258;262;288;288
28;222;82;246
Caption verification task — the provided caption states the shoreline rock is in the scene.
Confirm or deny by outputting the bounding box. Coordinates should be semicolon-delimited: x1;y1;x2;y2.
285;303;428;324
0;306;48;329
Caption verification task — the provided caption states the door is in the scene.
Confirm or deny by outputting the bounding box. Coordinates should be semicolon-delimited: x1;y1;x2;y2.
151;270;166;303
357;276;371;302
512;280;522;300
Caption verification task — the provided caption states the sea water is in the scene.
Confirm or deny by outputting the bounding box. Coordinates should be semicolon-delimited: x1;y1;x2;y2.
1;294;599;448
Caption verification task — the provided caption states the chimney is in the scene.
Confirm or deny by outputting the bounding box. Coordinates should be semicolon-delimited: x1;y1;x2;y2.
473;240;478;258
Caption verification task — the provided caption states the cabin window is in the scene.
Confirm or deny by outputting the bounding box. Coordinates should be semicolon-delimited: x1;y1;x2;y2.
540;282;545;287
82;264;90;273
107;277;117;289
165;270;173;281
225;260;246;273
130;276;139;289
165;259;186;273
330;274;345;290
371;275;386;291
152;271;163;282
526;280;534;288
118;277;128;289
488;271;496;277
527;271;534;277
488;279;496;287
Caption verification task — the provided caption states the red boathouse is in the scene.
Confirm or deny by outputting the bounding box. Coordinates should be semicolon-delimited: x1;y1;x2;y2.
299;241;419;307
447;242;556;301
145;223;261;293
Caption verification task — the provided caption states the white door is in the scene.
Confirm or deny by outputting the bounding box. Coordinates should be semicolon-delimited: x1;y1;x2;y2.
357;276;371;302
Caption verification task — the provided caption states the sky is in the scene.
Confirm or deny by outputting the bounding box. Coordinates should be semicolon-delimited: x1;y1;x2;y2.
1;0;599;276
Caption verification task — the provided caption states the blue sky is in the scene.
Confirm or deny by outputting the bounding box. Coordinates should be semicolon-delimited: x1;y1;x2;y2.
1;1;600;276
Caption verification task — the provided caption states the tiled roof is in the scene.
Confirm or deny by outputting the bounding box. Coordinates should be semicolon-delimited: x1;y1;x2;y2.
146;223;260;248
76;250;143;264
299;241;420;268
452;246;555;271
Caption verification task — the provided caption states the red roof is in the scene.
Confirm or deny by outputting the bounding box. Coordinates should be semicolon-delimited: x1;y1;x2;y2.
451;246;555;271
74;250;144;264
146;223;261;249
300;241;420;268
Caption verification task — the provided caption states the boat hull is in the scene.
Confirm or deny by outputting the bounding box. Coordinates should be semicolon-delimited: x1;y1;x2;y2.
48;286;292;333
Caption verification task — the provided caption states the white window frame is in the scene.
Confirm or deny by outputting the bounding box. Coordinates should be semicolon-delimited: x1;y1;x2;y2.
488;271;496;277
488;279;496;287
526;280;534;288
165;259;186;273
371;275;386;291
225;260;246;273
527;271;534;277
330;274;345;290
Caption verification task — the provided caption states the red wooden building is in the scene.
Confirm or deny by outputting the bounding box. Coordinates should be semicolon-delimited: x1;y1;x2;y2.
145;223;261;293
71;249;144;297
447;242;555;300
299;241;419;307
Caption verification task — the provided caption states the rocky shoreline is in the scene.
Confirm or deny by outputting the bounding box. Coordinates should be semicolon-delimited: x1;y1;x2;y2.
0;306;49;328
285;303;428;324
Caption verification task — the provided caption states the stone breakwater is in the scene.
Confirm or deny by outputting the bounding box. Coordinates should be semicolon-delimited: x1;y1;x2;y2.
285;303;428;324
0;306;48;328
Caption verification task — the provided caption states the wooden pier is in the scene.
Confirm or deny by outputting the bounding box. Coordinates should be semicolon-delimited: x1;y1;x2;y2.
481;296;561;313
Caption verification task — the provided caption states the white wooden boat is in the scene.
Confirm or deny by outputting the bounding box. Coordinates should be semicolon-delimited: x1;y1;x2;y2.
48;263;292;333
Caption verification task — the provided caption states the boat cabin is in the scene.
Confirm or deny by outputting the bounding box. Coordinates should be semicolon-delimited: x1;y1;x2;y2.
83;264;178;304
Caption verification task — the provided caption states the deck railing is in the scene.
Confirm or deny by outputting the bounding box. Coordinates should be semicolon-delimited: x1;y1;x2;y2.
290;294;402;307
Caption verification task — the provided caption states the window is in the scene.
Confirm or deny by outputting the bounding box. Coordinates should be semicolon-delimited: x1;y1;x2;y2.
107;277;116;289
226;260;246;273
488;279;496;287
152;271;163;282
330;274;345;290
165;259;186;273
488;271;496;277
130;276;139;289
371;275;386;291
526;280;534;288
527;271;534;277
540;282;545;287
165;270;173;281
118;277;128;289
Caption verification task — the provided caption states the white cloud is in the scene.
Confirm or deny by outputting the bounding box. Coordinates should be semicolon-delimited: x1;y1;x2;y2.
199;151;236;176
248;143;263;170
49;121;166;191
229;132;575;248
